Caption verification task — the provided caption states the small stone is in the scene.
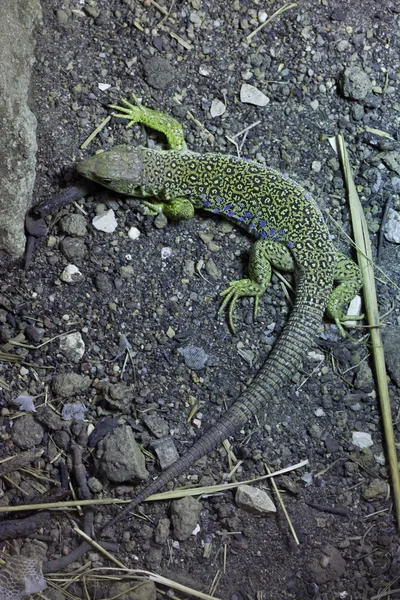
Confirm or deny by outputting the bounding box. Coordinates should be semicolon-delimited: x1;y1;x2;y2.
308;424;323;439
60;264;83;284
384;328;400;386
384;208;400;243
170;497;202;541
59;214;87;237
52;374;91;398
92;209;118;233
97;425;148;483
205;258;221;279
59;332;85;363
11;415;44;449
154;518;170;545
240;83;270;106
60;238;86;262
56;9;69;25
342;66;371;101
362;478;388;500
120;265;134;279
128;226;140;240
152;437;180;470
210;98;226;118
236;484;276;515
352;431;373;449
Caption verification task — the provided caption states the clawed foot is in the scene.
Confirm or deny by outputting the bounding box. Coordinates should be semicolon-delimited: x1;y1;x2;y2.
109;94;143;127
218;279;265;332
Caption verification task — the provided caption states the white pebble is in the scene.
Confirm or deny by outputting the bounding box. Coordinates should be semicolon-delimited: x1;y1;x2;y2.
384;208;400;243
161;246;173;260
352;431;373;449
240;83;270;107
128;226;140;240
210;98;226;118
92;209;118;233
60;264;82;283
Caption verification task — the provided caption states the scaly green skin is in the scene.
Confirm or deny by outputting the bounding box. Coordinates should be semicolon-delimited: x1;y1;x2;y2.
77;97;363;530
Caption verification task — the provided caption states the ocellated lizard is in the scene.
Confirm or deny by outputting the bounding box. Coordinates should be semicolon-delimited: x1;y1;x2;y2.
77;96;362;530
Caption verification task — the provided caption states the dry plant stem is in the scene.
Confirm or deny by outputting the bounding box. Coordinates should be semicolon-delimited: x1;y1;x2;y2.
0;448;43;477
337;133;400;528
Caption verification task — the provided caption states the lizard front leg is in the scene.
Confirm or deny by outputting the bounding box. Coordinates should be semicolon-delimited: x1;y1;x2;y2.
110;94;187;152
143;196;194;220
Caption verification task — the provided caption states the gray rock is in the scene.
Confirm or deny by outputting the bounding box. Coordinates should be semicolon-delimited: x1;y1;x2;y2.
170;497;202;541
205;258;221;279
108;581;157;600
59;214;87;237
308;423;323;439
354;361;373;390
25;324;45;343
60;264;84;284
342;66;371;101
311;544;346;584
0;0;42;256
384;328;400;386
384;208;400;243
152;437;179;470
97;425;148;483
236;484;276;515
142;56;176;90
143;414;170;438
119;265;134;280
59;238;87;262
11;415;44;449
352;431;373;449
381;151;400;176
145;547;163;571
52;374;91;398
362;478;388;500
36;405;65;430
154;517;171;545
94;272;113;293
104;382;135;413
59;332;85;363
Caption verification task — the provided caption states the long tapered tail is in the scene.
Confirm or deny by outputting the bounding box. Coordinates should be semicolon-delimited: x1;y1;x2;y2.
102;277;330;531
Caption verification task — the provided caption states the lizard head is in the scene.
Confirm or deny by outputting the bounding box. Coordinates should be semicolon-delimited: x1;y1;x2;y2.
77;145;144;195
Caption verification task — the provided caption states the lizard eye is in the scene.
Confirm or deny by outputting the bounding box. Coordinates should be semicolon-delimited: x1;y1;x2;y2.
101;178;112;184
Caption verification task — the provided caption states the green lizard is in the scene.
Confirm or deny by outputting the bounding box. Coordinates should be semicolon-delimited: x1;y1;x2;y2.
77;96;362;530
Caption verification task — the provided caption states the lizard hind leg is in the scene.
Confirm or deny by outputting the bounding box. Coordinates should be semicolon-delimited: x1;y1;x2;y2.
326;251;363;335
219;239;295;331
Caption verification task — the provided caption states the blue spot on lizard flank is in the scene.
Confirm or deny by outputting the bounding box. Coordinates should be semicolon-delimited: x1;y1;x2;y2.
223;204;233;211
213;208;219;214
259;220;266;227
287;241;295;248
243;211;253;219
226;210;235;218
203;200;211;207
259;231;267;238
269;229;276;236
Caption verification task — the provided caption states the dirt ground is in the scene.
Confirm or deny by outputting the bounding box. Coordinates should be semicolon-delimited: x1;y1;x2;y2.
1;1;400;598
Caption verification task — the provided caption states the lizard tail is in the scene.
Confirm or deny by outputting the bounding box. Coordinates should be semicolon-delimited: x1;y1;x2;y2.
102;275;329;531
